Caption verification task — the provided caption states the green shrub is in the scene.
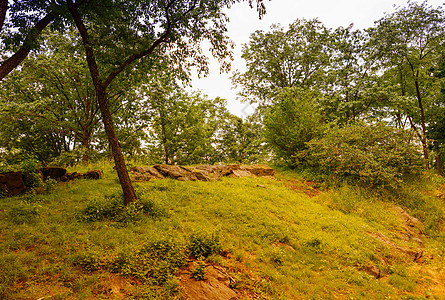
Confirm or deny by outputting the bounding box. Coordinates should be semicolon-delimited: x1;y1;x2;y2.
20;157;41;188
264;87;325;166
190;258;206;280
111;238;187;284
79;195;124;222
308;122;423;189
189;231;222;258
73;249;104;273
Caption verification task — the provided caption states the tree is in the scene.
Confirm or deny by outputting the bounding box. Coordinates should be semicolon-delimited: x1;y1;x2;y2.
217;113;264;163
0;30;101;163
319;25;386;123
0;1;72;80
263;87;325;166
65;0;265;204
370;1;445;168
233;19;331;106
144;85;227;165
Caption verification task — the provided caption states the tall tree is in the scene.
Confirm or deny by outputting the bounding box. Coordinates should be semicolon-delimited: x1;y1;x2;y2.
66;0;265;204
0;30;103;163
233;19;331;106
370;1;445;168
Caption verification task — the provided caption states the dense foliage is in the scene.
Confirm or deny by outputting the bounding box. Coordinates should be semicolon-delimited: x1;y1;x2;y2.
308;122;423;188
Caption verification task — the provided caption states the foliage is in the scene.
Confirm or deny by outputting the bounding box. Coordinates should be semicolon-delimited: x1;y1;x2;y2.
217;113;265;163
308;122;423;188
264;87;324;166
233;19;331;106
190;258;207;281
143;86;228;165
189;231;222;259
111;238;187;284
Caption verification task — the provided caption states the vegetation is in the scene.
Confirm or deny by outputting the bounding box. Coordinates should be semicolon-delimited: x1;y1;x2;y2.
0;163;444;299
1;1;445;299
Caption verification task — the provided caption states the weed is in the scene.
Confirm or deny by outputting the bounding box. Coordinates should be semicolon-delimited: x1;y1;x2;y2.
190;258;206;280
44;178;59;193
189;231;222;258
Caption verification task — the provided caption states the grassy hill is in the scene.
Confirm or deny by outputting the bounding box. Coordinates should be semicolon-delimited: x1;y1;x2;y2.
1;162;444;299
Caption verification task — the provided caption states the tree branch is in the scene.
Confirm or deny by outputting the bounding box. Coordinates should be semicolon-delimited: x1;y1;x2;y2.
0;13;53;80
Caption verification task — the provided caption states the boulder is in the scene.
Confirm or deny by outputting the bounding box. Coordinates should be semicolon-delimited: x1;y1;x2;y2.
227;169;255;178
63;170;103;181
130;166;164;182
39;167;67;182
0;171;26;196
130;164;275;182
240;164;275;176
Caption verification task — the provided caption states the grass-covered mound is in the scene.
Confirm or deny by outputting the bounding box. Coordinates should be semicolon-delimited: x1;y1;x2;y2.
0;161;444;299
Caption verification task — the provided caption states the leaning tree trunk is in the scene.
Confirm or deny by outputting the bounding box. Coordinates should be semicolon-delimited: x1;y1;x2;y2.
96;87;137;204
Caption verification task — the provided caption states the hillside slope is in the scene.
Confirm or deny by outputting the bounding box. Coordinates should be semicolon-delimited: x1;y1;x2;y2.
0;163;444;299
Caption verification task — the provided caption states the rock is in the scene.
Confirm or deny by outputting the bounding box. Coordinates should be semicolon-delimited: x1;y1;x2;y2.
361;263;380;279
227;169;254;178
39;167;67;182
63;170;103;181
130;164;275;182
130;166;164;182
85;170;103;179
154;164;191;179
0;171;26;196
240;164;275;176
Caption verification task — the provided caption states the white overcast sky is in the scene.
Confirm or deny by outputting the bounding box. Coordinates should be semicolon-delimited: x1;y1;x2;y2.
190;0;445;117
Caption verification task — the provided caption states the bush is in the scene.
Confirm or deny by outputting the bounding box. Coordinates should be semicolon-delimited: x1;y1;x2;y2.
111;238;187;283
308;122;423;189
189;231;222;259
19;157;41;188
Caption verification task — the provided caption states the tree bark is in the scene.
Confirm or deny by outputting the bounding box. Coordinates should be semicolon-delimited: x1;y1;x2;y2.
68;0;137;205
97;87;137;204
0;0;7;32
436;148;442;176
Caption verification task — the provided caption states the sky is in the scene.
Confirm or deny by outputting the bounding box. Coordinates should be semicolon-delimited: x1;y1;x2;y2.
190;0;445;117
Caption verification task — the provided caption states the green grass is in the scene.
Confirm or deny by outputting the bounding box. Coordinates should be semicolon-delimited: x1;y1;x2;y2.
0;162;444;299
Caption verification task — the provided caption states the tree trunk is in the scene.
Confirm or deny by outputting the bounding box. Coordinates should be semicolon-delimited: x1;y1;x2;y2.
0;0;7;32
81;131;91;164
414;78;430;170
97;87;137;205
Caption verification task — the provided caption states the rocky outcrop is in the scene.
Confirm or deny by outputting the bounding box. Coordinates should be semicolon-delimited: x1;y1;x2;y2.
39;167;67;182
0;171;26;196
130;164;275;182
63;169;103;181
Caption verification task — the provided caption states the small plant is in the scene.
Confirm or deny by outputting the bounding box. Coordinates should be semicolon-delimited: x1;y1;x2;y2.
45;178;58;193
189;231;222;259
190;258;206;281
79;194;124;222
73;249;104;273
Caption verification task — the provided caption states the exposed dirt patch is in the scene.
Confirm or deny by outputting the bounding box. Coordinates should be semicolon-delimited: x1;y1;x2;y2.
178;261;239;300
286;179;321;197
